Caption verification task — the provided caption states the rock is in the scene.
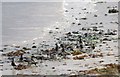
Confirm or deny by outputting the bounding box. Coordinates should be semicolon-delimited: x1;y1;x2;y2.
72;31;79;34
104;32;116;35
72;22;75;24
15;46;20;48
56;38;60;40
14;64;28;70
100;22;103;24
63;63;67;65
0;50;3;52
67;69;72;71
99;60;104;63
66;32;71;35
45;65;48;67
23;47;31;50
32;46;37;48
7;50;26;56
55;27;59;29
107;52;114;56
81;18;87;20
94;14;98;17
92;26;98;31
102;38;111;41
97;1;104;3
107;6;110;8
49;30;53;34
82;27;86;30
82;8;86;10
102;42;107;44
68;38;76;41
99;45;102;47
65;10;69;12
86;64;120;75
105;14;107;16
85;64;89;67
78;23;81;25
52;67;55;69
108;9;119;13
75;18;78;20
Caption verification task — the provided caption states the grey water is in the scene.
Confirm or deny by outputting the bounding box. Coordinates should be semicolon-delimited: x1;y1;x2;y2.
2;2;63;45
2;1;118;47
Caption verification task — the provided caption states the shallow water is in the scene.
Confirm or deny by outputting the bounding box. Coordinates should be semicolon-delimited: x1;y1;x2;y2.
2;2;63;45
2;1;118;47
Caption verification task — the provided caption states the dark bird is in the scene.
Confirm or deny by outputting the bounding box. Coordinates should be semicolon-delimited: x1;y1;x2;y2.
11;58;16;67
19;54;23;61
55;43;59;52
79;38;82;44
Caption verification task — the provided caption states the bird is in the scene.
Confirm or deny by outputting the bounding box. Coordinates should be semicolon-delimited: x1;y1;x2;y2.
55;43;59;52
11;58;16;67
19;54;23;62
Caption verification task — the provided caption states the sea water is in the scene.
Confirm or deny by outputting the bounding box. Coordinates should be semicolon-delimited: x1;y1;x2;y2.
2;2;63;45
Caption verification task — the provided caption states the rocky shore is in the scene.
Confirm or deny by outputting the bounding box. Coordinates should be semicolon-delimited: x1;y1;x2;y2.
1;0;120;76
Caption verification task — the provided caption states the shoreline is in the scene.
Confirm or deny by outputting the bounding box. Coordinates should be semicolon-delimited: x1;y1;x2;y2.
1;0;119;76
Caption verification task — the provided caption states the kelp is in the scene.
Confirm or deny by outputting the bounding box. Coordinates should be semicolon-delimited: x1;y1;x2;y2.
71;50;83;56
86;64;120;75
